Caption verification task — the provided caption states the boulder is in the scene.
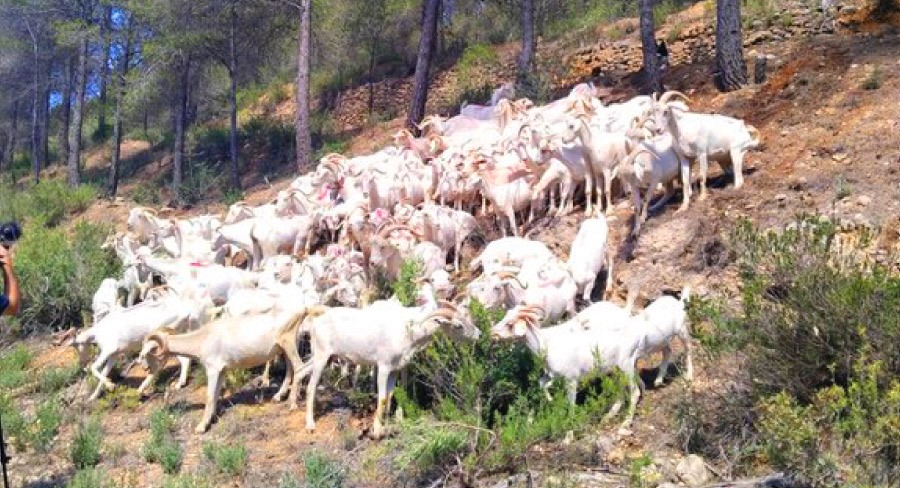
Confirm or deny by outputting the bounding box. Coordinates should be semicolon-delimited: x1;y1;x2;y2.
676;454;712;487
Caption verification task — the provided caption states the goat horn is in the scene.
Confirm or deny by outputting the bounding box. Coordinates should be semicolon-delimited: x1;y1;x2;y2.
376;223;416;239
658;90;690;105
52;327;78;346
145;332;170;359
437;299;457;311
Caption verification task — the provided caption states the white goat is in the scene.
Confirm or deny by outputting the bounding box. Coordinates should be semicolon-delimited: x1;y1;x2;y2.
490;305;645;431
566;216;613;301
631;287;694;386
648;91;761;199
139;305;321;433
59;285;217;400
298;300;480;438
92;278;121;324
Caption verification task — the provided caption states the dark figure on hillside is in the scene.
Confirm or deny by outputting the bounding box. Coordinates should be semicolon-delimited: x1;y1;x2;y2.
657;40;670;72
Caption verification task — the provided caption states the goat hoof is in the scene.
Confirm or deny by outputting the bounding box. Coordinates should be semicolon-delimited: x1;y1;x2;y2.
194;425;208;434
653;379;665;387
288;403;299;411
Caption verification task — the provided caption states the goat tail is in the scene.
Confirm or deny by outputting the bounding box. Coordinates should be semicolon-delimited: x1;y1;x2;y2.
624;284;640;315
680;285;692;304
604;248;615;300
293;305;329;331
249;223;262;271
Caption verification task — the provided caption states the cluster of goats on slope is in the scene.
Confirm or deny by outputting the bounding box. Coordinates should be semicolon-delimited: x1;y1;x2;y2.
57;81;759;437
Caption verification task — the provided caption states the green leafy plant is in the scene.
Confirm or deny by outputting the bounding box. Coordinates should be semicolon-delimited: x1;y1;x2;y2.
71;417;103;469
144;407;183;474
679;215;900;485
203;440;248;477
32;396;62;452
861;66;882;90
38;364;82;394
301;450;346;488
161;474;212;488
68;468;107;488
0;344;32;389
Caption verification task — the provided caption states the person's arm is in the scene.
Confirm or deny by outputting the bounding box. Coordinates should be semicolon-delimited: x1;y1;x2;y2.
1;248;20;316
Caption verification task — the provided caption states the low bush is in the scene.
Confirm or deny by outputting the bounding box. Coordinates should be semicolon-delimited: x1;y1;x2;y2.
144;407;183;474
71;417;103;469
38;364;82;394
13;219;121;333
0;344;32;389
32;396;62;452
0;393;28;451
389;298;627;482
682;216;900;485
202;440;248;477
0;180;96;227
161;474;212;488
301;450;346;488
68;468;107;488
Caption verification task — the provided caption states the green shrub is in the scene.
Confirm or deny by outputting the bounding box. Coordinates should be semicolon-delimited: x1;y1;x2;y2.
0;180;96;227
861;66;882;90
144;407;182;473
0;393;28;451
301;450;346;488
71;417;103;468
392;259;423;307
96;385;141;411
277;473;301;488
38;364;82;394
653;0;681;25
203;440;248;477
180;162;224;206
544;0;636;38
681;215;900;485
68;468;107;488
743;0;778;28
32;396;62;452
0;344;32;389
13;219;121;333
161;474;212;488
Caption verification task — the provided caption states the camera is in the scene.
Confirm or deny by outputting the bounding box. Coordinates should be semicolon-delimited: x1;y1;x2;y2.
0;221;22;249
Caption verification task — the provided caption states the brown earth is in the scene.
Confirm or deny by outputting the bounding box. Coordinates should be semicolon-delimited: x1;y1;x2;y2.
5;2;900;487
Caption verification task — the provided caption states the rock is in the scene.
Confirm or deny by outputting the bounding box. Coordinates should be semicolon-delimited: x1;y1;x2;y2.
676;455;712;487
832;152;848;162
775;193;788;203
857;195;871;207
789;176;808;191
657;483;680;488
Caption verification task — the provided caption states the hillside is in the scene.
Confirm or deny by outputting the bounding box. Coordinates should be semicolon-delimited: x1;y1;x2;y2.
2;1;900;487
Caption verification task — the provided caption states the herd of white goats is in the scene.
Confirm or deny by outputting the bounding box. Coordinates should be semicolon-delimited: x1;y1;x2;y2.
55;83;760;438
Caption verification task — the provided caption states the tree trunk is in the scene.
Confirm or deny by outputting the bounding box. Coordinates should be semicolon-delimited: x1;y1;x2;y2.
31;38;43;182
8;100;18;182
60;56;73;166
295;0;312;171
715;0;747;91
640;0;662;94
227;0;241;191
67;36;89;187
42;58;51;166
406;0;442;134
173;54;191;202
367;39;377;117
518;0;536;74
108;24;133;198
97;6;112;139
